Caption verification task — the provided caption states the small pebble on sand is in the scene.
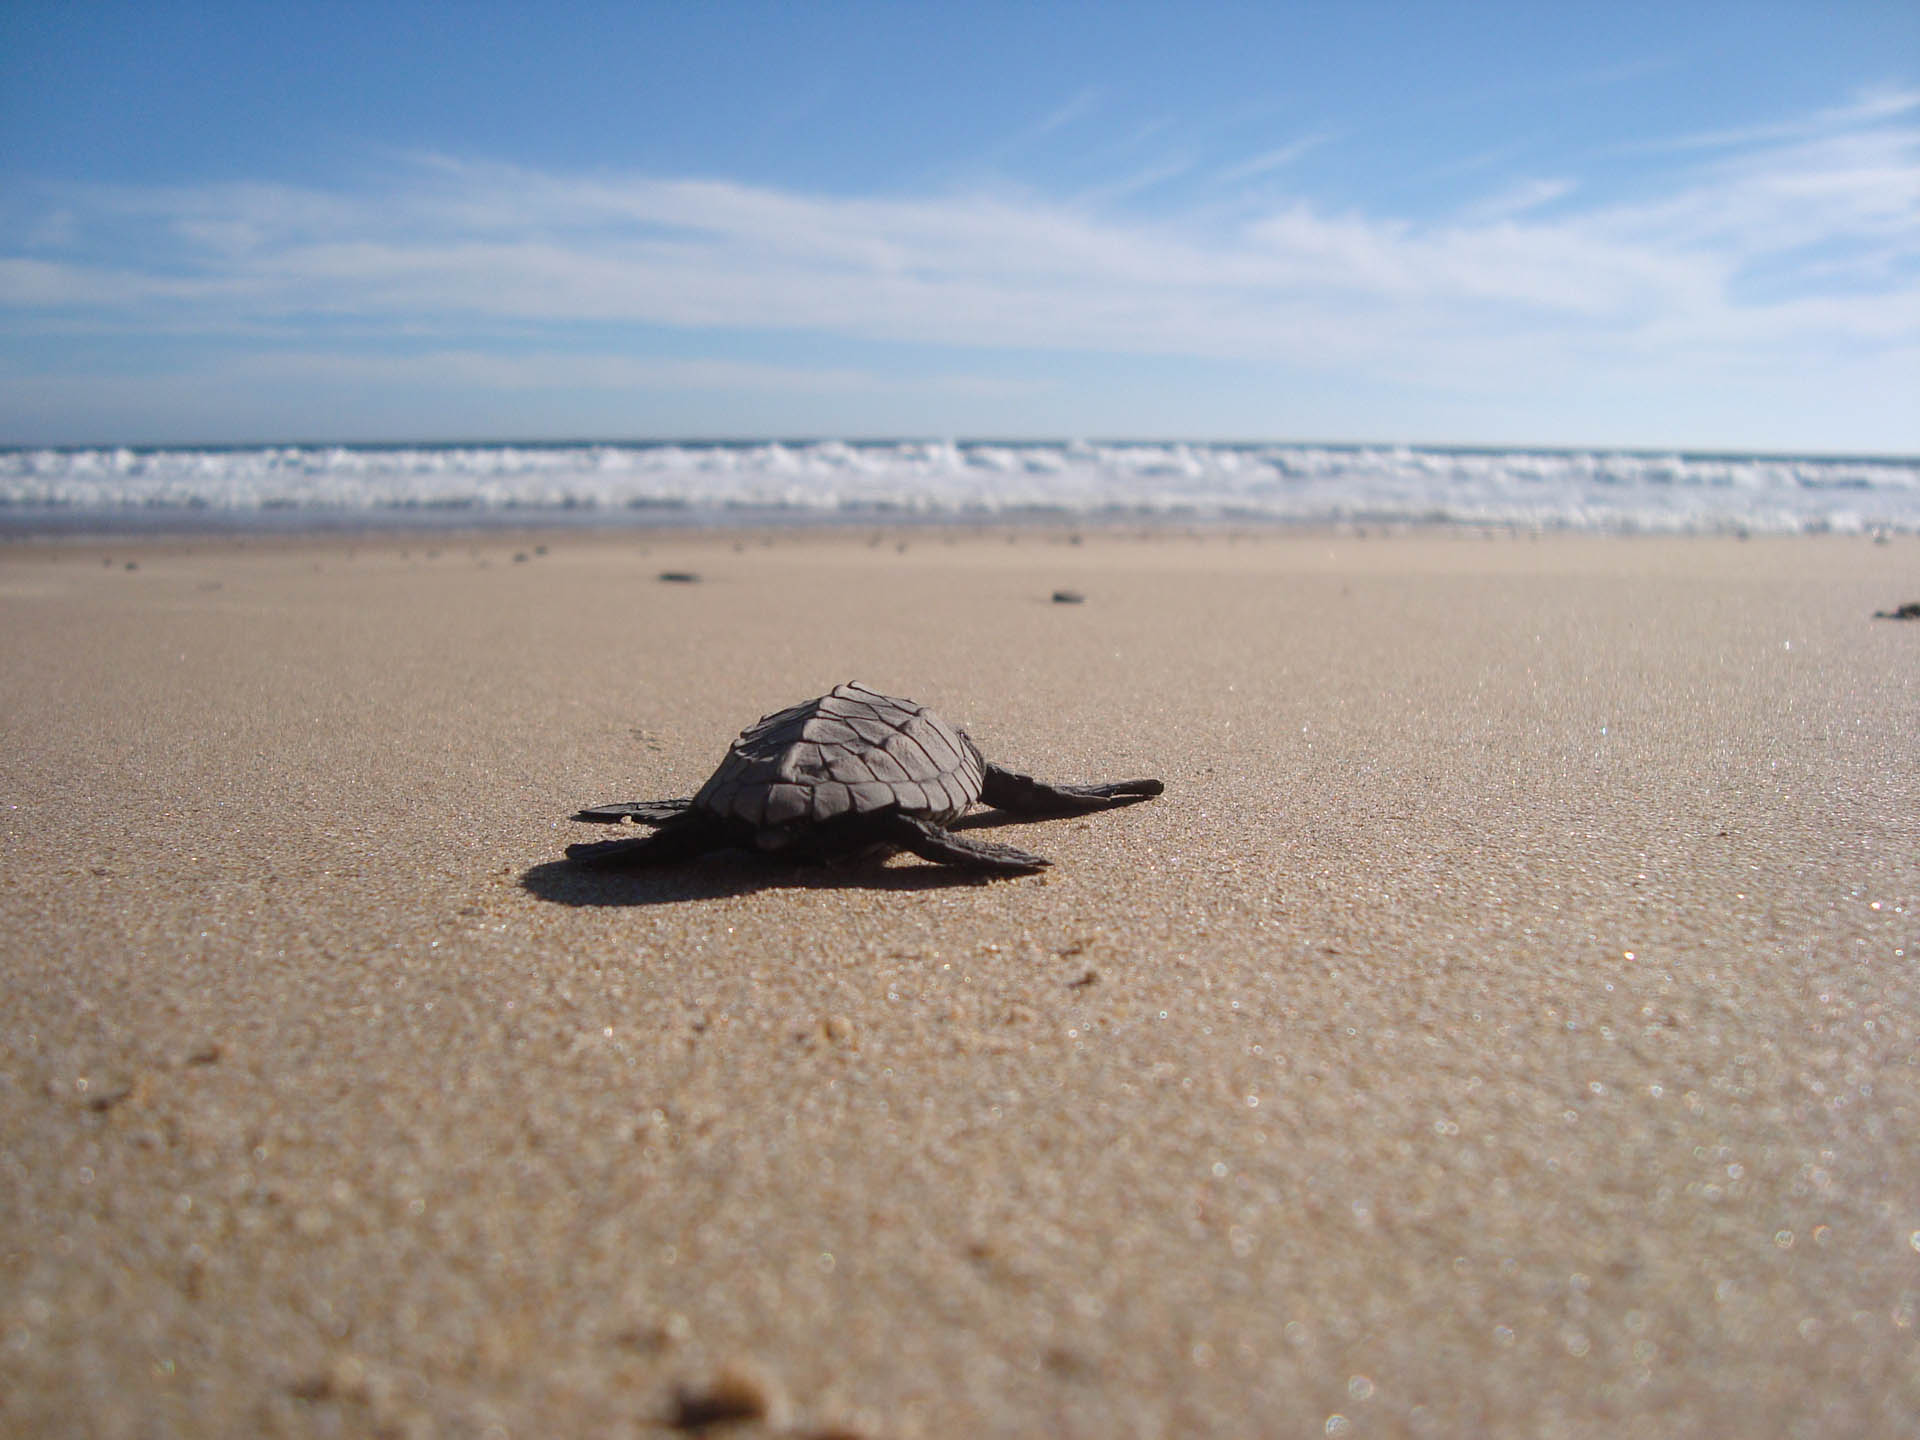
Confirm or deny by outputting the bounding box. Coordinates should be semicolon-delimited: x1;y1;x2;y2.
668;1361;787;1430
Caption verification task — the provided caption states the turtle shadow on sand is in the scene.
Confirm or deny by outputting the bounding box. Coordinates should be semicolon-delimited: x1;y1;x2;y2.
520;834;1035;907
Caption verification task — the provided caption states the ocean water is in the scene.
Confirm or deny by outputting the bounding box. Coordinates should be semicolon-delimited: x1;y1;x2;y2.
3;440;1917;535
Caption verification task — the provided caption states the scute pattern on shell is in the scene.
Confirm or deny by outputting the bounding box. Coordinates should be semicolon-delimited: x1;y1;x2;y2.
692;682;986;830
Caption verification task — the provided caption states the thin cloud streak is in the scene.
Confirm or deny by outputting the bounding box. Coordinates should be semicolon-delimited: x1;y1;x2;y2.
1459;177;1578;222
1607;88;1920;155
1214;135;1331;184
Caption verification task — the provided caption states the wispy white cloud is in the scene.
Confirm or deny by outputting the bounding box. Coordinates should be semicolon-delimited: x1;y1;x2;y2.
1029;88;1104;140
3;92;1915;441
1609;87;1920;155
1459;177;1578;222
1214;135;1331;184
970;88;1106;171
1067;158;1200;207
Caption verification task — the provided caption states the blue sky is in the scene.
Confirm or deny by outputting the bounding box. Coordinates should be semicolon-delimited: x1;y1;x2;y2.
2;1;1916;450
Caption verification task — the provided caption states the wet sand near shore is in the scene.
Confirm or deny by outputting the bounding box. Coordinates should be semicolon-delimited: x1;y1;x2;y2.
2;528;1916;1438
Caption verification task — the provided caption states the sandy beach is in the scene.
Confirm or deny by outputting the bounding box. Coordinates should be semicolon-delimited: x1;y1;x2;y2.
2;526;1916;1439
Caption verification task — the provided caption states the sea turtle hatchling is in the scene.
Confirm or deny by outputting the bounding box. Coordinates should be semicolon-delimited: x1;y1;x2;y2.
568;681;1163;874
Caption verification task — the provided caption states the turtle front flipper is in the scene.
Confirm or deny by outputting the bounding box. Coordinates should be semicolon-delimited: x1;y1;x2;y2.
980;766;1164;816
573;798;695;826
885;814;1050;873
566;811;729;866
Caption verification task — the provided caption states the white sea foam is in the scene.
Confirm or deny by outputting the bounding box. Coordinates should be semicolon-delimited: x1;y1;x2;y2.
3;441;1916;533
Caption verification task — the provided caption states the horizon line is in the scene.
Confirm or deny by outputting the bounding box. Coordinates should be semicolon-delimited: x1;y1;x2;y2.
6;436;1918;465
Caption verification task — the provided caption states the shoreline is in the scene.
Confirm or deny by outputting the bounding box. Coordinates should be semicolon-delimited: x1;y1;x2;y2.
7;512;1914;551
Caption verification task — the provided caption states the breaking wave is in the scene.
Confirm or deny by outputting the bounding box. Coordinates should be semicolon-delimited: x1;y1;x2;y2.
4;440;1916;533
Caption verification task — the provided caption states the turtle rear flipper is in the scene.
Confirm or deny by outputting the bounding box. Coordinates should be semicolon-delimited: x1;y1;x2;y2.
886;814;1049;873
981;766;1164;816
573;798;694;826
566;812;728;866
